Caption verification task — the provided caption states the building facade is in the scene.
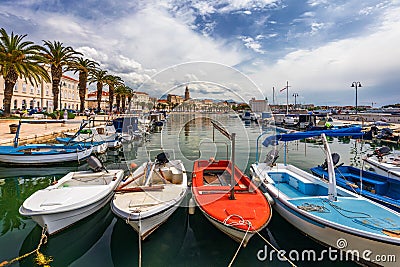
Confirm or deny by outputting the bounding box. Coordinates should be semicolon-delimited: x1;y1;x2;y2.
249;97;269;112
0;74;80;112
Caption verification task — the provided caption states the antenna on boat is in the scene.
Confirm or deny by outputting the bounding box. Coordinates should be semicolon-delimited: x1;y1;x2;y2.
321;133;337;201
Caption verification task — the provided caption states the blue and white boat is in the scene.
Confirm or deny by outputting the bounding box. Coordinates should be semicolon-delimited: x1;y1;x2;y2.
310;162;400;212
250;127;400;266
0;120;93;166
59;121;122;150
0;143;92;165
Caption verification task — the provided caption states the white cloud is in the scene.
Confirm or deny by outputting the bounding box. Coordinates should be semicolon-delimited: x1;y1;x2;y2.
239;36;266;54
250;6;400;105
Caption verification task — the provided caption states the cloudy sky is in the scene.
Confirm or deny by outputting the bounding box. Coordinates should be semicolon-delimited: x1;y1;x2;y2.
1;0;399;107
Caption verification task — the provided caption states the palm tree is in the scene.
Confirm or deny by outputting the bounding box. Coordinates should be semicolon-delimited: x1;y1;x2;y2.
114;85;124;112
68;57;99;113
88;69;108;112
0;28;50;116
104;75;123;113
40;40;81;111
125;87;134;111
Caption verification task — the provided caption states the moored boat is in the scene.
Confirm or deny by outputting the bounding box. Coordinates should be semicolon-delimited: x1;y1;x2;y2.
191;159;272;247
0;143;92;165
311;158;400;212
111;151;187;240
19;157;124;234
363;146;400;180
251;128;400;266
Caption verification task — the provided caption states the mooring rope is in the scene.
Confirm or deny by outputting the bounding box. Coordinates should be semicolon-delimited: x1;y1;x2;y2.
0;226;52;267
223;214;251;267
254;231;297;267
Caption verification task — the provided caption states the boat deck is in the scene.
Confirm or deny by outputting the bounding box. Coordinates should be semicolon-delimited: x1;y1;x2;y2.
289;197;400;236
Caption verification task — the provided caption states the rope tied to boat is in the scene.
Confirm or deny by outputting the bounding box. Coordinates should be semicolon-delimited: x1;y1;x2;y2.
223;214;252;267
0;226;52;267
297;203;330;213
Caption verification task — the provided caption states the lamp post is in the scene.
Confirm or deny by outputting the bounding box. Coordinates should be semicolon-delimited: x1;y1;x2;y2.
351;82;362;114
292;93;299;111
59;81;66;111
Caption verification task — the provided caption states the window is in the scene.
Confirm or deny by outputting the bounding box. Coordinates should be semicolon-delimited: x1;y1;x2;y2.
22;99;26;109
30;86;34;94
46;85;49;96
37;85;41;95
22;83;27;93
13;100;17;109
14;84;18;92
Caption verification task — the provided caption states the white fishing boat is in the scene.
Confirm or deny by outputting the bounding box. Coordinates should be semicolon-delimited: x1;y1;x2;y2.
250;127;400;266
111;151;187;240
19;156;124;234
363;146;400;179
61;121;122;149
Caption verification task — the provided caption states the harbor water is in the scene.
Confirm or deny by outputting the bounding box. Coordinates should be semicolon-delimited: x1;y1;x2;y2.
0;113;380;266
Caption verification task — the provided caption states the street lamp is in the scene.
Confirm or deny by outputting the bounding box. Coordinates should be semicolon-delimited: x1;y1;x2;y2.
59;81;66;111
292;93;299;111
351;82;362;114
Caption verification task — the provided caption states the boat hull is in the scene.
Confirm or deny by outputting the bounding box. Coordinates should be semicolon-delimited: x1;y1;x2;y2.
0;148;92;165
364;157;400;180
195;200;255;247
23;192;115;235
272;197;400;266
113;198;183;240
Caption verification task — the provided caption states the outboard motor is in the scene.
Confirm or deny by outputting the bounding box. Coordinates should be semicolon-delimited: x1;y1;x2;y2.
321;153;340;170
87;155;108;172
367;146;391;159
265;149;279;166
156;152;169;165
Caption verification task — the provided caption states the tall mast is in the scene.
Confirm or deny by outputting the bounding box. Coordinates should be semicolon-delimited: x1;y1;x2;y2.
286;81;289;115
272;86;275;106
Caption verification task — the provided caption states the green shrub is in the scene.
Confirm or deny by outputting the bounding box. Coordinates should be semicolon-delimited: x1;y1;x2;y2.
68;112;76;119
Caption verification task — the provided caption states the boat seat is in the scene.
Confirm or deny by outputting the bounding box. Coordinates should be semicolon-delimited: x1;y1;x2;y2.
346;174;388;195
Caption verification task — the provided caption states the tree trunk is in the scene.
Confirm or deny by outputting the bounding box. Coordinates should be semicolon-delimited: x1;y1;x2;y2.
121;96;126;112
109;85;114;113
79;71;87;113
116;95;121;112
51;65;62;111
97;82;103;111
3;70;18;117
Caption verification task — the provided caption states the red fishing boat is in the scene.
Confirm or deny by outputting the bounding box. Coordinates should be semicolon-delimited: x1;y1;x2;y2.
191;158;272;247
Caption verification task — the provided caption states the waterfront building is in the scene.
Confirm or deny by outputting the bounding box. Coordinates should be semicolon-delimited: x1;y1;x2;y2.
0;74;80;112
86;91;109;110
167;94;183;105
249;97;269;112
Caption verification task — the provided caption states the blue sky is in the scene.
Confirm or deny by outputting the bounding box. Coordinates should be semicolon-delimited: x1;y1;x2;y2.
1;0;399;107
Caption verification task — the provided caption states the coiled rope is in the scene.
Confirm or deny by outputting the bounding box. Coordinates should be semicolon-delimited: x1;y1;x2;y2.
0;226;52;266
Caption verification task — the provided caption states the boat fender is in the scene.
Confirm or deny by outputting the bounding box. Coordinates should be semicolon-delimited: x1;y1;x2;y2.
188;197;196;215
264;192;275;205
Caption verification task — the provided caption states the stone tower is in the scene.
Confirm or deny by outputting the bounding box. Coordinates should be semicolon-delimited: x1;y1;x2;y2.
184;86;190;101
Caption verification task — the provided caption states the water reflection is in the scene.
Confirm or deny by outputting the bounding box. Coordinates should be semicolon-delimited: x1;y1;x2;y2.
19;205;114;266
0;176;53;236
